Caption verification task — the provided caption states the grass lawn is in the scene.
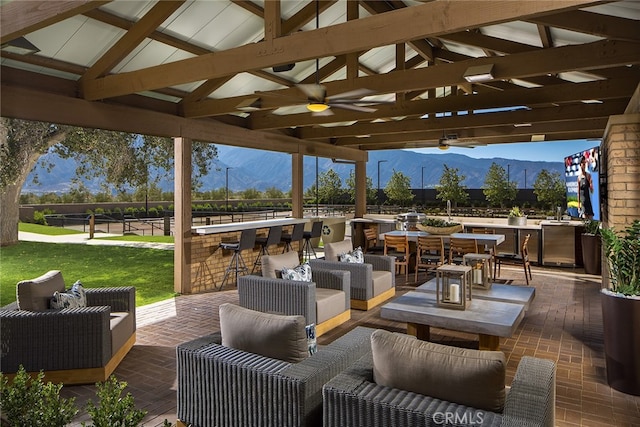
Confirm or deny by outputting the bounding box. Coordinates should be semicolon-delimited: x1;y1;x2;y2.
0;241;175;307
96;234;174;244
19;222;84;235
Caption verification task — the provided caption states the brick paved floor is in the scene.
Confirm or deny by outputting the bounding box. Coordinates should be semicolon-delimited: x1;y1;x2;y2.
60;264;640;426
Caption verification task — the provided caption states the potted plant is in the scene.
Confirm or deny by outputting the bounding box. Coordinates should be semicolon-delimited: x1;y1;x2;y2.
600;220;640;395
417;217;463;235
581;219;602;275
507;206;527;226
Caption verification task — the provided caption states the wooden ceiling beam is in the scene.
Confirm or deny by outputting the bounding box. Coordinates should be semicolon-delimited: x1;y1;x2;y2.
298;99;629;139
81;1;184;82
528;10;640;43
0;0;110;43
335;117;609;146
0;83;366;161
79;0;600;100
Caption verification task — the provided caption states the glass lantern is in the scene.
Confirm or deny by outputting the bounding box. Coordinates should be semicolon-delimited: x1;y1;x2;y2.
463;253;492;290
435;264;472;310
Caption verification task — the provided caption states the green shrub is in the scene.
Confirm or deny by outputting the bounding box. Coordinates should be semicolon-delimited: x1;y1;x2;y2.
33;210;48;225
0;366;78;427
82;376;146;427
94;208;105;215
148;207;159;217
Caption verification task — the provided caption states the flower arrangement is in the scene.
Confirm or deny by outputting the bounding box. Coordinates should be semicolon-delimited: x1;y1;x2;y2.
508;206;525;217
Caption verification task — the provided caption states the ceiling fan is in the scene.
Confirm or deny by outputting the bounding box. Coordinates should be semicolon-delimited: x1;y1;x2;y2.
438;131;483;150
253;0;391;116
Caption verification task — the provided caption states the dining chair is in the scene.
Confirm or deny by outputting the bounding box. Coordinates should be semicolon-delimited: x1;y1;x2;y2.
415;236;445;282
383;234;411;281
494;234;533;286
363;227;384;254
448;237;478;265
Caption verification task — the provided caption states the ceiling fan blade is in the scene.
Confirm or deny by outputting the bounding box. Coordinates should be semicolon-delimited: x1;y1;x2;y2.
330;103;377;113
331;88;375;99
296;84;326;101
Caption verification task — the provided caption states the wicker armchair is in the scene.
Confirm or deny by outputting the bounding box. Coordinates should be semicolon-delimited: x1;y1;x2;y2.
238;251;351;336
309;239;395;310
1;270;136;385
176;325;376;427
323;353;556;427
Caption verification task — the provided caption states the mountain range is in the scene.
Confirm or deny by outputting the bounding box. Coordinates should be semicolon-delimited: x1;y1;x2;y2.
23;145;565;194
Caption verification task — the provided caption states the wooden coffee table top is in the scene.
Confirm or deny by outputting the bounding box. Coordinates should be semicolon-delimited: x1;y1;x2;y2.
381;291;525;338
416;279;535;309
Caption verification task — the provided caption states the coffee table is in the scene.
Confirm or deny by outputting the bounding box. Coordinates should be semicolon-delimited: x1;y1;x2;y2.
416;278;535;309
380;291;525;350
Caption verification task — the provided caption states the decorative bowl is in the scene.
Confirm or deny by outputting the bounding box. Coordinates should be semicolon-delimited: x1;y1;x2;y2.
416;224;463;235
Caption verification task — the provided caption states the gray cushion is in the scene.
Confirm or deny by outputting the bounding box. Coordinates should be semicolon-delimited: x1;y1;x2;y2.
324;239;354;262
17;270;65;311
219;303;308;363
371;270;393;296
315;288;347;324
110;312;134;357
261;251;300;278
371;329;506;413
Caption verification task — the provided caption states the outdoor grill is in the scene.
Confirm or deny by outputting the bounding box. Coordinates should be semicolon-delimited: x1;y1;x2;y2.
396;211;426;231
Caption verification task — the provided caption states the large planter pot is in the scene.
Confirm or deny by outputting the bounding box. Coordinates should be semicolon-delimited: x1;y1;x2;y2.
507;216;527;226
581;233;602;275
601;289;640;395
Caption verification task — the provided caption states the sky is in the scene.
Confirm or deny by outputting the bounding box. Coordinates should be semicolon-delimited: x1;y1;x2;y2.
408;138;601;162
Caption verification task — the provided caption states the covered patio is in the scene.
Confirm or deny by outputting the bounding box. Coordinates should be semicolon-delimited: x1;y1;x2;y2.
2;1;640;425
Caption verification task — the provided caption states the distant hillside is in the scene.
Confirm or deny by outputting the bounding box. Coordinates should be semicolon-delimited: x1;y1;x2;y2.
23;145;564;194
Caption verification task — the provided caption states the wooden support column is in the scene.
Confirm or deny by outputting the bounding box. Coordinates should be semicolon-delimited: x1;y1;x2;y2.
354;160;367;218
174;137;192;294
292;152;304;218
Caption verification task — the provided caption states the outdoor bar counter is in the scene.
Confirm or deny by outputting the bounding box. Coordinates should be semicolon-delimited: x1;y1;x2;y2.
189;218;308;293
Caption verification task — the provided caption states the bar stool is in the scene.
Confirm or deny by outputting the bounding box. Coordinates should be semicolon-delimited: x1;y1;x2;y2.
280;222;305;254
302;221;323;261
252;226;283;273
220;228;256;288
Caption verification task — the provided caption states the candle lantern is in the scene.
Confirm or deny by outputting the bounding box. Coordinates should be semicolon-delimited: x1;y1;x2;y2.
435;264;472;310
463;253;492;290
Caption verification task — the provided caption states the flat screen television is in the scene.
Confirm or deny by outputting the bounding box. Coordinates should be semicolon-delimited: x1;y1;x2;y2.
564;146;600;220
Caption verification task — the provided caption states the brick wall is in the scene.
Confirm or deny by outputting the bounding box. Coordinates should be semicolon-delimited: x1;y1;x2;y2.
601;114;640;230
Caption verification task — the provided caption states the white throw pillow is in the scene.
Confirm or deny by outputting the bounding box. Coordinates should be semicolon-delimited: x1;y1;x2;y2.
282;263;312;282
339;247;364;263
51;281;87;309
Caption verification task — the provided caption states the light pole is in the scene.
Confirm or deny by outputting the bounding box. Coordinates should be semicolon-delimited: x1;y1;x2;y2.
507;164;511;184
225;167;232;211
421;166;426;206
377;160;387;213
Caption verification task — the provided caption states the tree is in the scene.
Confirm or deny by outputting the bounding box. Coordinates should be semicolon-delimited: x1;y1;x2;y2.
345;169;376;204
264;186;285;199
0;118;217;246
533;169;566;210
483;162;517;207
241;188;261;200
384;169;415;207
317;169;343;204
435;164;469;207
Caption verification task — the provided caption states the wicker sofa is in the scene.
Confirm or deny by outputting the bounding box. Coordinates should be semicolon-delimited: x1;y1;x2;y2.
0;270;136;384
238;251;351;336
323;329;556;427
176;303;375;427
309;238;395;310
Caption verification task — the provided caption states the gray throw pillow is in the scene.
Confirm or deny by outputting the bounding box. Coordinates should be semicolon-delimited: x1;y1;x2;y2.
219;303;308;363
371;329;506;413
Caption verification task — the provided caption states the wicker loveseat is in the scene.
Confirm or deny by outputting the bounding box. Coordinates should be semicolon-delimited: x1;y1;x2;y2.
176;303;375;427
323;329;556;427
309;239;395;310
0;270;136;384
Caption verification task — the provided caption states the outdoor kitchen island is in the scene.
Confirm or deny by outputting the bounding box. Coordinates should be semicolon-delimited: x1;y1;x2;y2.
188;218;308;293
